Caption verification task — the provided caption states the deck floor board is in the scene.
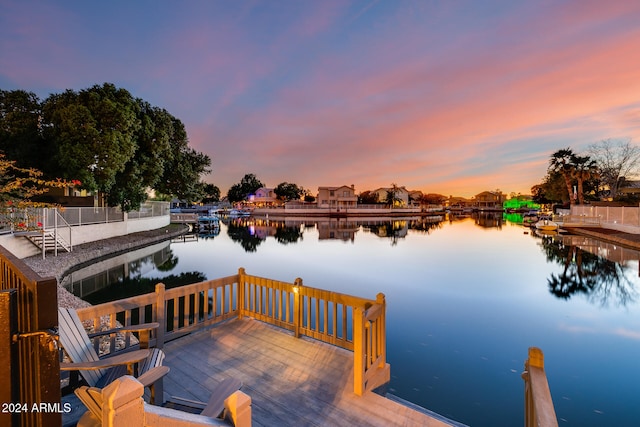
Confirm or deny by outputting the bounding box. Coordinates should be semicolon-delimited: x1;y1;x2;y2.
161;318;459;427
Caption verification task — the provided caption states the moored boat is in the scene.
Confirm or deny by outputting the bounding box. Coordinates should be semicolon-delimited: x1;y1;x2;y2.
535;219;559;231
523;211;539;225
229;208;252;217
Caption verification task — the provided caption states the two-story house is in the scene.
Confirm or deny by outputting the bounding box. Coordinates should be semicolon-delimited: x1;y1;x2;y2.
316;185;358;210
474;191;506;210
248;187;279;206
371;186;411;206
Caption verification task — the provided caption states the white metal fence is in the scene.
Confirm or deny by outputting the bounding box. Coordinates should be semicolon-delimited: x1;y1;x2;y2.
571;205;640;228
0;201;169;234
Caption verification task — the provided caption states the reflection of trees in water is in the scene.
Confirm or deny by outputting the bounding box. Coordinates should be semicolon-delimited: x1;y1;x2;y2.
409;217;444;234
225;217;446;248
156;249;178;272
227;222;264;252
274;226;303;244
474;212;503;229
362;221;409;245
126;246;174;275
538;234;638;307
127;258;146;277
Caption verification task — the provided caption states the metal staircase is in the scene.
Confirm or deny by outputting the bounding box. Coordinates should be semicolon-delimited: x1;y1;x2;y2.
21;208;73;257
25;230;72;254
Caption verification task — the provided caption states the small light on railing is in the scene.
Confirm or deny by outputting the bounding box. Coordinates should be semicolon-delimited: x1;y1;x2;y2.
293;286;299;294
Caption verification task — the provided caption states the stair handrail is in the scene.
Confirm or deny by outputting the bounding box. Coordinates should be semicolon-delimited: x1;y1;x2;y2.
39;208;72;257
52;208;72;256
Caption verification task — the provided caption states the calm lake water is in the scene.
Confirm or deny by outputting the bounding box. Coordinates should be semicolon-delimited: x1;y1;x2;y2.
64;214;640;427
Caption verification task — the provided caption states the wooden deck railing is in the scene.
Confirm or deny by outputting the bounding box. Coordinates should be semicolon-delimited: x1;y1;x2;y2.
0;245;61;427
75;267;387;396
522;347;558;427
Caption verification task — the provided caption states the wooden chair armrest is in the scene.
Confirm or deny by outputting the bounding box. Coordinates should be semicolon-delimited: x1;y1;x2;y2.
87;322;160;338
60;349;150;371
137;366;170;388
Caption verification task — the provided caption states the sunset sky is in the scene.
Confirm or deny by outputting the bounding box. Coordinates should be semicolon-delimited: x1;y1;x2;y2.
2;1;640;198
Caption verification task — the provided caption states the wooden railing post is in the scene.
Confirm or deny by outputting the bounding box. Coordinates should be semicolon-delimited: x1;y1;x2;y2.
238;268;246;319
376;293;386;368
102;376;146;427
0;289;18;427
522;347;558;427
155;283;165;349
353;305;365;396
224;390;252;427
0;247;61;427
293;278;303;338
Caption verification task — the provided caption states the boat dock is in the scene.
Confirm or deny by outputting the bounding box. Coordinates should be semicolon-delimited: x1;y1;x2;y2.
162;317;460;427
0;243;559;427
68;269;469;427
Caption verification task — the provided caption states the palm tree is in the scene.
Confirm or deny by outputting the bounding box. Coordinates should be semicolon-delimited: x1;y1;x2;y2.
385;183;401;207
548;148;576;205
571;155;599;204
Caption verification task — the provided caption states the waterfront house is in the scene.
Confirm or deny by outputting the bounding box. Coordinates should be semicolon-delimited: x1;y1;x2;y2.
316;185;358;210
474;191;506;210
248;187;279;207
33;182;94;207
371;186;411;207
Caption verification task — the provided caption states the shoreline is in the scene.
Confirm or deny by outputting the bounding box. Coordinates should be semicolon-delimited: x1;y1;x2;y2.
19;221;640;310
22;224;188;309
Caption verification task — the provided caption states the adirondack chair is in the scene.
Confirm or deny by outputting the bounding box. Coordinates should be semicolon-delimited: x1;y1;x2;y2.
75;376;251;427
58;307;168;404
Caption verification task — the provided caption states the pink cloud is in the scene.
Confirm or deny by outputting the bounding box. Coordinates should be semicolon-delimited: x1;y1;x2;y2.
5;2;640;198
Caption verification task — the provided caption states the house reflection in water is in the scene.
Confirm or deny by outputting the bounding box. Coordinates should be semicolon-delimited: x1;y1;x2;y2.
231;216;446;245
474;212;504;229
317;219;359;241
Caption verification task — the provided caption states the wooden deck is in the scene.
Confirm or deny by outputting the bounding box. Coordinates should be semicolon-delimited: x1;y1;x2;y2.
161;317;459;427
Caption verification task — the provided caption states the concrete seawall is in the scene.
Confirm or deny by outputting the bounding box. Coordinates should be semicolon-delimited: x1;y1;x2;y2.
563;226;640;251
21;224;187;309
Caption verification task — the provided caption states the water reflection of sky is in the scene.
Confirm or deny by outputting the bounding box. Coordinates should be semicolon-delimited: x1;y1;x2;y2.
129;217;640;427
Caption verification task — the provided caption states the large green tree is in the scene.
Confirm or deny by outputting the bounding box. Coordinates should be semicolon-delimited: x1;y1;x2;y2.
0;89;49;170
200;183;221;204
531;170;568;204
154;117;211;203
358;190;379;204
42;83;140;194
227;174;264;203
2;83;213;211
274;182;303;201
107;101;174;210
